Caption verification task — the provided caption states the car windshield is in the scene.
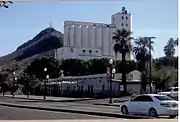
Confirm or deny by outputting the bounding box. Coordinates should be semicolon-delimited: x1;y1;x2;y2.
154;95;174;101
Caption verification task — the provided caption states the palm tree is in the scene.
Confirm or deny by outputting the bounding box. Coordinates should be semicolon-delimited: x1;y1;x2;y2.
133;37;155;93
174;38;178;46
112;29;132;95
0;1;12;8
163;38;176;67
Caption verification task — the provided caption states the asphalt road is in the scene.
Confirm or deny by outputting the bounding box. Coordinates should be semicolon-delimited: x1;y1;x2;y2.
0;96;178;121
0;105;115;120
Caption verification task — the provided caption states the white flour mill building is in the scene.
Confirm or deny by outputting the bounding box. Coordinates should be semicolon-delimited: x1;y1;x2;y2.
55;7;132;61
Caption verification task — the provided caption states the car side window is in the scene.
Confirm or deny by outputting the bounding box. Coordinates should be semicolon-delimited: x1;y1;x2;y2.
131;96;143;101
173;88;178;92
132;95;153;102
143;96;154;102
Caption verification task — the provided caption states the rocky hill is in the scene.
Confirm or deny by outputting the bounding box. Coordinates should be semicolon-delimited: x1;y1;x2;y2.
0;27;63;73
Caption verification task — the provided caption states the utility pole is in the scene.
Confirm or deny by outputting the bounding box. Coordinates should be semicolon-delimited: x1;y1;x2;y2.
145;37;156;93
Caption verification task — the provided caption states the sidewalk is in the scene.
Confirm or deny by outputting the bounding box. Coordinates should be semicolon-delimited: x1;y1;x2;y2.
2;94;94;102
1;94;130;106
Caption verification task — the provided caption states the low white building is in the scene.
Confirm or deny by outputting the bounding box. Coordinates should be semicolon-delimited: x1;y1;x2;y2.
55;7;132;61
41;70;154;98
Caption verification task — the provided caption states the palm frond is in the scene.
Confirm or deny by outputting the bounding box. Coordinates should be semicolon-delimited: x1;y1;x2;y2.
112;29;132;54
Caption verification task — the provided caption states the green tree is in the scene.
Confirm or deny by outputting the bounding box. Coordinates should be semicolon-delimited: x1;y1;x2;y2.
0;1;12;8
24;57;60;80
115;60;137;74
88;58;109;75
153;56;178;70
113;29;132;95
152;67;177;90
0;72;9;96
133;37;155;93
60;59;88;76
174;38;178;46
163;38;177;67
18;73;40;98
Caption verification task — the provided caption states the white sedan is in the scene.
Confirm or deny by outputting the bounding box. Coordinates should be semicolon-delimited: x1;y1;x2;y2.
158;87;178;100
120;94;178;118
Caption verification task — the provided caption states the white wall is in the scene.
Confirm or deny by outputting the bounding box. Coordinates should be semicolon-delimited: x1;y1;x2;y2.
102;27;110;56
89;25;96;49
74;25;82;47
56;47;103;61
111;12;131;31
69;25;75;47
63;24;69;47
60;7;132;61
95;26;103;49
48;73;142;94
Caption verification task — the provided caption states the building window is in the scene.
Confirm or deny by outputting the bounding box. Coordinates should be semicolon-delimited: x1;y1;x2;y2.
122;23;124;26
112;17;114;20
126;24;128;27
102;85;105;91
96;51;98;52
70;48;73;52
89;50;92;53
122;16;124;19
81;85;83;91
88;85;90;92
126;17;128;19
91;85;93;92
83;50;85;53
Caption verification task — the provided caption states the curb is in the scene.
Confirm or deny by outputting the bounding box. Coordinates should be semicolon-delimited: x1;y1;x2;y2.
1;96;95;102
93;103;120;107
0;102;153;119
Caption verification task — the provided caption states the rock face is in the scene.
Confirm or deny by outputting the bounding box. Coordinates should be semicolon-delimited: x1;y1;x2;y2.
0;27;63;71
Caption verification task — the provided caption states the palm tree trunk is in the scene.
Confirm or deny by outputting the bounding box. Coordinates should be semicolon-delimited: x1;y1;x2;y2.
122;52;127;95
115;53;117;60
140;61;147;94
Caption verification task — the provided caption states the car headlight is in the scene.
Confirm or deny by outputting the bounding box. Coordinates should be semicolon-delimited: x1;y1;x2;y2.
160;103;170;108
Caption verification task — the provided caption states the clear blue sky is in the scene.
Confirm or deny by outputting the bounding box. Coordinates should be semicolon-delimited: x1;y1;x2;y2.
0;0;178;58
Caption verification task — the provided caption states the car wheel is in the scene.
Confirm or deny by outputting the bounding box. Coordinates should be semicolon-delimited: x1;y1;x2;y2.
148;108;158;117
121;106;129;115
169;115;176;119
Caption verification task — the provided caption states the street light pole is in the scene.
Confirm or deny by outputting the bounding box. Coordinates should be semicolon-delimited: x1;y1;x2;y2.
109;66;112;104
108;59;116;104
60;70;64;96
43;68;47;99
12;72;16;97
149;39;152;93
145;37;155;93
